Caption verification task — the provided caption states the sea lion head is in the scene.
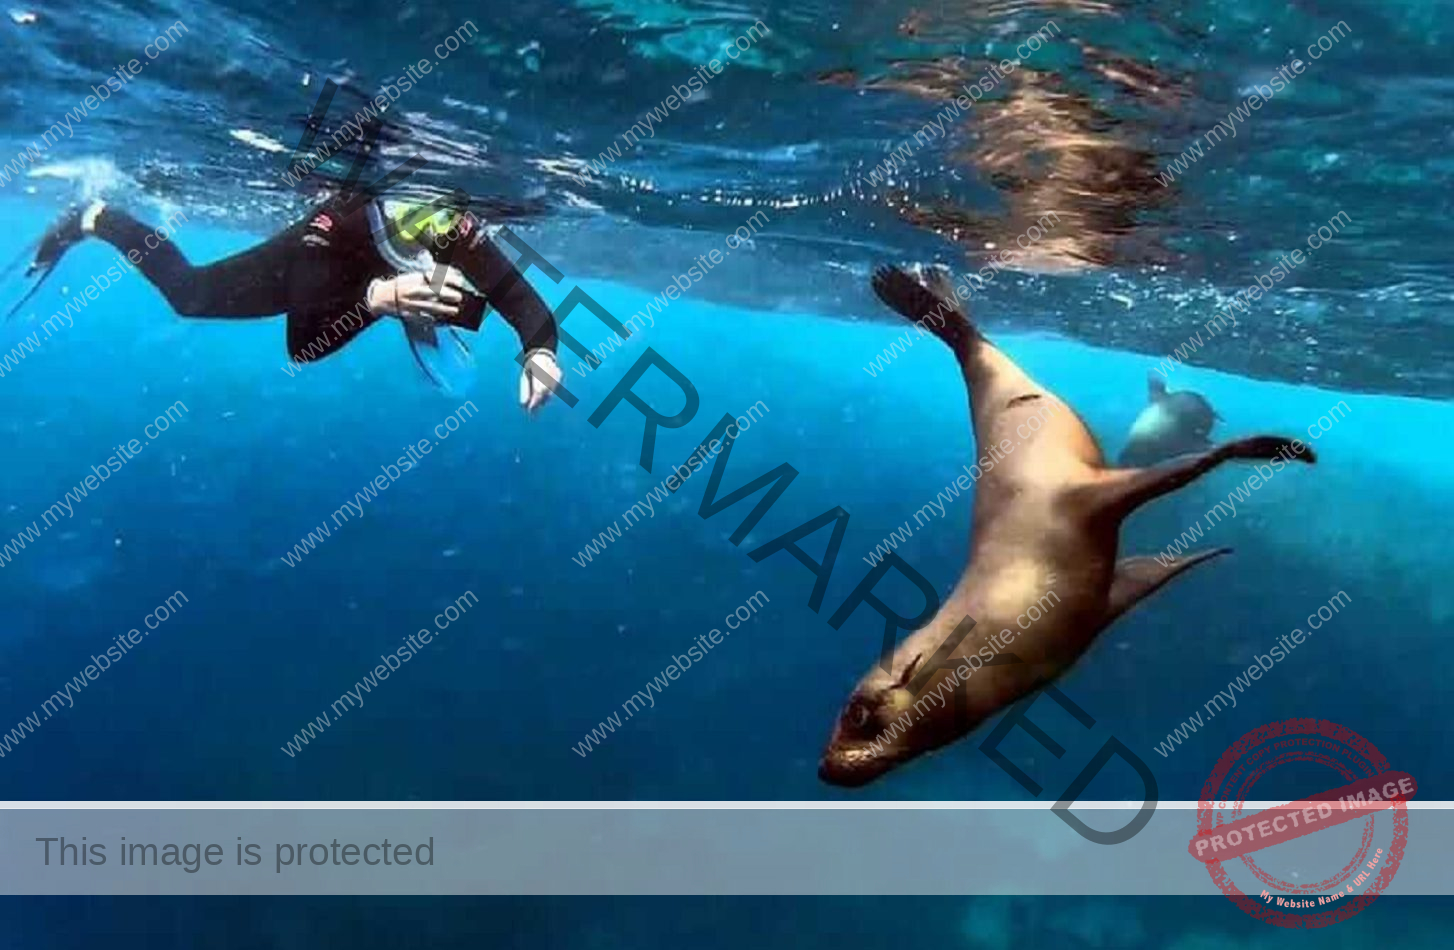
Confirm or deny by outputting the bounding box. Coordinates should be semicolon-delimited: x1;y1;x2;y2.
1119;372;1219;465
1165;390;1217;441
818;653;956;787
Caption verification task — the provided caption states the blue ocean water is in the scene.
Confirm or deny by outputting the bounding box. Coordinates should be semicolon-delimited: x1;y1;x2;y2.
2;0;1452;944
2;207;1449;804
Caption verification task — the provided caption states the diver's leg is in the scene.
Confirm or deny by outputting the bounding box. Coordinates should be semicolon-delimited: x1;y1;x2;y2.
89;206;297;318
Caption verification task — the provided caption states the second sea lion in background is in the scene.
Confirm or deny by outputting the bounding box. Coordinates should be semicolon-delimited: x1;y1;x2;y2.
1119;372;1220;466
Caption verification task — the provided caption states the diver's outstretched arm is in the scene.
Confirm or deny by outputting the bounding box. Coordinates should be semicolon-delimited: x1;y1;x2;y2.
441;217;560;355
437;216;563;411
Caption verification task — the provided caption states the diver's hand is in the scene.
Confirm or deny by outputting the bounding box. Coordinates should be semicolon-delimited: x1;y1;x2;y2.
519;348;562;414
367;268;469;322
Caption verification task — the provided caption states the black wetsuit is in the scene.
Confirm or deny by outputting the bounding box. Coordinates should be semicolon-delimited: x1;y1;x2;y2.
90;200;560;363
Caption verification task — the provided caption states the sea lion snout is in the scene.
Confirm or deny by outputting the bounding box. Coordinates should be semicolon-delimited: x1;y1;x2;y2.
818;732;907;788
817;755;872;787
818;688;920;787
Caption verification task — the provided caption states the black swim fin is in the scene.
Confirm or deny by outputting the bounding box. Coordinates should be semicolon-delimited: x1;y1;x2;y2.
5;261;61;322
7;207;86;320
3;243;41;320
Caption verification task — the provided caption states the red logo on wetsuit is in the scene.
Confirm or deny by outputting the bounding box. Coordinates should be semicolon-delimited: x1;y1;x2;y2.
309;213;335;232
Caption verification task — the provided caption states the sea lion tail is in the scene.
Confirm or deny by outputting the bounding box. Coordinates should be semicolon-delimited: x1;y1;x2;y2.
871;264;980;357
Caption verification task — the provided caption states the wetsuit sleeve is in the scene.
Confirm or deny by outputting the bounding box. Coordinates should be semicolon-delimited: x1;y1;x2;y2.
441;216;560;354
285;205;385;363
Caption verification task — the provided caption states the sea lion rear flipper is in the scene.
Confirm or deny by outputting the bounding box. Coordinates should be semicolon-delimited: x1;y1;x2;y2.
871;265;979;357
1096;435;1317;517
1105;549;1232;625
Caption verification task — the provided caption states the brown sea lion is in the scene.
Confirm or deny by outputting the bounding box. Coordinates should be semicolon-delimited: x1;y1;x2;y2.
818;265;1316;786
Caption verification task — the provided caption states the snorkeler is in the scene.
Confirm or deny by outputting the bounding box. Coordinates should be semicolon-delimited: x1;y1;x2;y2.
18;195;565;410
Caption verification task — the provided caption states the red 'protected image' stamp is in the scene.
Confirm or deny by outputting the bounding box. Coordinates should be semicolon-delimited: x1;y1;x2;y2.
1189;719;1415;929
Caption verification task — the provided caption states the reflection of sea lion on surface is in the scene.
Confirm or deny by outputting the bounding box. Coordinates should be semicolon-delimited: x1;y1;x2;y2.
818;265;1316;787
1119;372;1220;466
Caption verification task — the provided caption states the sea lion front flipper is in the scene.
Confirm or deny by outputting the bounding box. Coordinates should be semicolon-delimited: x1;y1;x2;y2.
1105;549;1232;625
1096;435;1317;518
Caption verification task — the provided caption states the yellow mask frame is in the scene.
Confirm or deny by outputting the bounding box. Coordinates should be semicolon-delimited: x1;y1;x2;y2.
386;201;463;245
